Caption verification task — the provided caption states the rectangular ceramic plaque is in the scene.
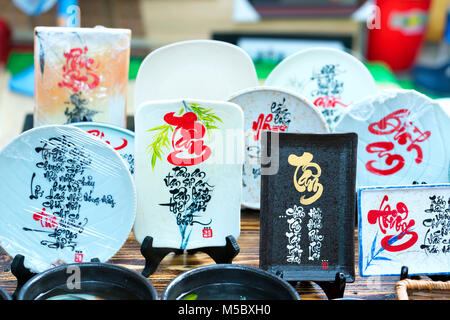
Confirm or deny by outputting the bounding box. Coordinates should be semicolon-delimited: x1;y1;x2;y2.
134;99;244;250
260;132;357;282
359;184;450;277
34;27;131;128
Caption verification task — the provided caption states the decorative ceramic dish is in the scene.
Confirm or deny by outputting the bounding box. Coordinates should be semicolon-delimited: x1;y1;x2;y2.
335;89;450;188
265;47;378;130
260;132;357;282
359;183;450;277
0;125;136;273
134;99;243;250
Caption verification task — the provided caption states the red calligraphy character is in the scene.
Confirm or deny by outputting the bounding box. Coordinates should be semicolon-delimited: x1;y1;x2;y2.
368;109;410;136
58;46;100;93
365;142;405;176
367;195;418;252
164;112;212;166
366;109;430;176
393;126;430;164
202;227;213;238
313;96;349;109
87;130;128;151
33;208;58;229
74;252;84;263
252;113;273;141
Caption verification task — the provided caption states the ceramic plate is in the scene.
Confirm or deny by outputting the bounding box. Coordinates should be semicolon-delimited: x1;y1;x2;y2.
335;89;450;188
265;47;378;131
134;40;258;108
0;125;136;273
228;86;329;209
359;184;450;276
134;99;243;250
70;122;135;175
260;132;357;282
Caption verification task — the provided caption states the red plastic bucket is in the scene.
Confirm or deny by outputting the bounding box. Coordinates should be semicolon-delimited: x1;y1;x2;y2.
366;0;431;72
0;19;11;66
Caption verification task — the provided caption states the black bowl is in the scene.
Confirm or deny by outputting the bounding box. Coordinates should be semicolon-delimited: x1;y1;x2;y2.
0;288;11;300
17;263;158;300
162;264;300;300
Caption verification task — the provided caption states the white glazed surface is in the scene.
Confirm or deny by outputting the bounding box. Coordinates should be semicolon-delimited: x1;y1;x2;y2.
135;40;258;108
359;184;450;276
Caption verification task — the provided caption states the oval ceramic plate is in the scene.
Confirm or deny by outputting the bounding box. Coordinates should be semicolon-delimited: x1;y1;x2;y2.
228;86;329;209
134;40;258;108
70;122;135;175
0;125;136;273
334;89;450;188
265;47;378;131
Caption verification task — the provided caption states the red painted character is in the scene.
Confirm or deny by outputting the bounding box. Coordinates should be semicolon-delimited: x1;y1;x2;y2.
74;252;84;263
87;130;128;151
58;46;100;93
366;109;430;176
252;113;273;141
164;112;212;166
202;227;213;238
33;208;58;229
367;195;418;252
313;96;348;109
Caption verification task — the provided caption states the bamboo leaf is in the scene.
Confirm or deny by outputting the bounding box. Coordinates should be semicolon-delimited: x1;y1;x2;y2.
147;124;169;132
151;152;157;169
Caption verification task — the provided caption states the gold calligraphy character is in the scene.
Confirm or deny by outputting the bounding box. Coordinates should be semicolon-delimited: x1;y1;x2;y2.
288;152;323;205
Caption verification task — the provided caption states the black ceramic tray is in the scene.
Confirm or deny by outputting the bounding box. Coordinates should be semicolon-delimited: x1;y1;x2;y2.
260;132;357;283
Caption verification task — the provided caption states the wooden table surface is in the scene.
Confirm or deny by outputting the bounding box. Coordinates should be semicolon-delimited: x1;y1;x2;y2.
0;209;403;300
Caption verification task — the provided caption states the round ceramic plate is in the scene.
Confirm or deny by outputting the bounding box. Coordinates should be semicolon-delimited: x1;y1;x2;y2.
70;122;135;175
228;86;329;210
134;40;258;108
265;47;378;131
0;125;136;273
334;89;450;187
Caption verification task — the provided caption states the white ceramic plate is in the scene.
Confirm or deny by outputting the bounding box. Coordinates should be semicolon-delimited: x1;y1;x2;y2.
335;89;450;188
228;86;329;209
359;184;450;276
437;98;450;117
0;125;136;273
70;122;135;175
134;99;243;250
265;47;378;131
134;40;258;108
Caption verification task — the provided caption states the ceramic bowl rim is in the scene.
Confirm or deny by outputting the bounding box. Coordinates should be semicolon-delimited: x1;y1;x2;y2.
16;262;158;300
161;263;300;300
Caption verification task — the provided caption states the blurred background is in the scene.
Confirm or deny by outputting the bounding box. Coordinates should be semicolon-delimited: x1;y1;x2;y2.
0;0;448;148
